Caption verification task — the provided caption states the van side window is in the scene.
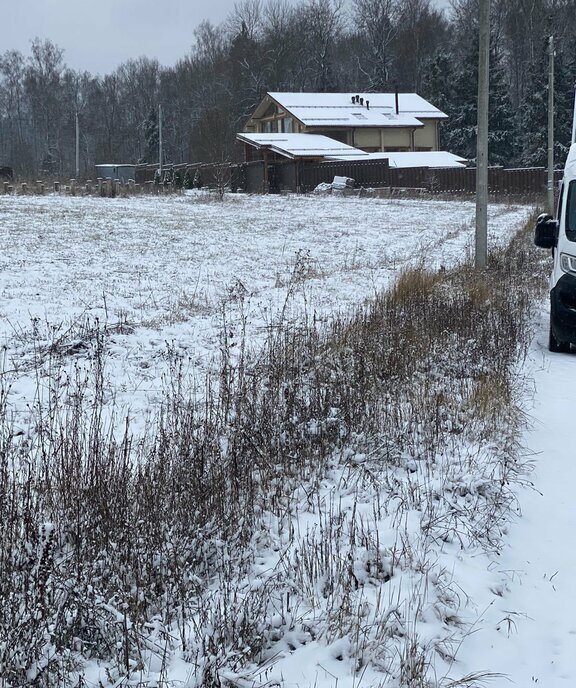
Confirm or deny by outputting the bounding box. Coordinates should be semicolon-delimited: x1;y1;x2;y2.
567;181;576;241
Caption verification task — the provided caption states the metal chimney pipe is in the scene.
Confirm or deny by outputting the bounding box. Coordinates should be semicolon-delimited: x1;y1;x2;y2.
395;87;399;115
360;97;364;106
366;100;370;110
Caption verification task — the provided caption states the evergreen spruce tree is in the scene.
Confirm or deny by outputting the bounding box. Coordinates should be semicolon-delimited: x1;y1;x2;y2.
183;169;194;190
519;43;575;168
424;38;515;165
518;43;550;167
552;48;575;166
421;49;457;125
487;47;516;165
440;43;478;161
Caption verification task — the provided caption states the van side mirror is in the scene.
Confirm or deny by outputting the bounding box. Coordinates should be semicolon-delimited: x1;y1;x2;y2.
534;213;558;249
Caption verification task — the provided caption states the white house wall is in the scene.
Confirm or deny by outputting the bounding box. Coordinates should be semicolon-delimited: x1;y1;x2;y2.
413;121;438;151
380;129;413;151
353;128;381;149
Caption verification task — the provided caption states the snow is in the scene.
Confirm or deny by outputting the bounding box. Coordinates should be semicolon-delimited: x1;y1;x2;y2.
286;106;424;128
4;190;575;686
237;132;368;158
329;151;468;168
238;134;465;168
453;309;576;685
266;92;448;126
0;191;529;438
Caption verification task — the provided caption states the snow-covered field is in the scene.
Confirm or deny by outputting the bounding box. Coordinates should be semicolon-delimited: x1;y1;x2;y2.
0;191;530;433
4;191;573;687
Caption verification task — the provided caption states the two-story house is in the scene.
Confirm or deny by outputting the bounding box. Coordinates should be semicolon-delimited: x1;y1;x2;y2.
243;92;448;154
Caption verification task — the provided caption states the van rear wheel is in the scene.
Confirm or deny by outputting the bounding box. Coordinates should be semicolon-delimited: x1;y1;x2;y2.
549;321;571;353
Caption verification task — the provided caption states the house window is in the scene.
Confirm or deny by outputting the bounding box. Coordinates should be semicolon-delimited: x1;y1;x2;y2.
281;117;293;133
261;121;273;133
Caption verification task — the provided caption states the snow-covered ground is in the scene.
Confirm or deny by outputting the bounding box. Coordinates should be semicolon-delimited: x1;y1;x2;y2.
0;191;529;434
455;307;576;687
4;191;573;687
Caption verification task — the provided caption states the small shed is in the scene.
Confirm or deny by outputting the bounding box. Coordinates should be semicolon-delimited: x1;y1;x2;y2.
94;164;136;183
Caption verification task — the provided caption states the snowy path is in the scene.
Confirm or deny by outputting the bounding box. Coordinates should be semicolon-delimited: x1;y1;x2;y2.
458;309;576;686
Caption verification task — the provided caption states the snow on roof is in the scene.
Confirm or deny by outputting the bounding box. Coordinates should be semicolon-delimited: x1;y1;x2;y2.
327;151;467;169
266;92;447;128
238;133;466;167
237;132;369;159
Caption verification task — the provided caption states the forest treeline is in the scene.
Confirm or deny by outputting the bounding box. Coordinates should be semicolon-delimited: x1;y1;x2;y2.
1;0;575;178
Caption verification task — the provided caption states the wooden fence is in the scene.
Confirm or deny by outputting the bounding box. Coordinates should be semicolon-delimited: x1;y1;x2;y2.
2;161;559;199
129;160;558;197
388;165;554;195
296;159;391;192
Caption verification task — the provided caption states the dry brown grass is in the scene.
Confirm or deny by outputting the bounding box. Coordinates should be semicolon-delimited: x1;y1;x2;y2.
0;213;548;686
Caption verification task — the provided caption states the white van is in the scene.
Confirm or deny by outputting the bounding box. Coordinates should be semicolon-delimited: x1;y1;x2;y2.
534;138;576;352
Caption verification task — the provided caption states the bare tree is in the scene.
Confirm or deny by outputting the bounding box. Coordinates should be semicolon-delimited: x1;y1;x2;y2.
91;73;124;163
352;0;398;90
25;39;66;173
300;0;344;91
225;0;264;41
261;0;299;89
392;0;448;92
0;50;28;168
115;57;161;163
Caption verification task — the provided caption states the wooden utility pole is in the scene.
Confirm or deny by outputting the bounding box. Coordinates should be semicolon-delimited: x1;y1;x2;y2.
547;35;555;215
75;111;80;180
158;104;163;176
475;0;490;270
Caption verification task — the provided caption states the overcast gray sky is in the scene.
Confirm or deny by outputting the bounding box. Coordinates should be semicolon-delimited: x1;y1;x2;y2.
1;0;451;76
